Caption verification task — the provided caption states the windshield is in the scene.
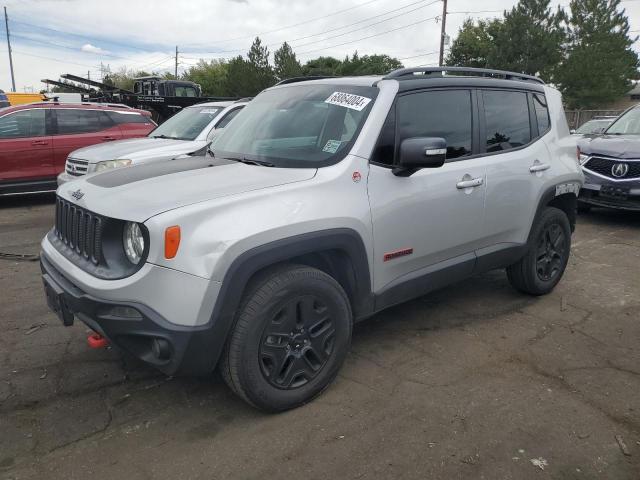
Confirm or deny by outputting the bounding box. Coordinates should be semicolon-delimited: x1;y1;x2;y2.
606;108;640;135
576;119;612;134
149;105;222;140
210;84;378;168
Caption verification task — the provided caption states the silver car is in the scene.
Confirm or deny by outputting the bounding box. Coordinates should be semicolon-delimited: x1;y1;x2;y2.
57;100;247;184
42;68;582;412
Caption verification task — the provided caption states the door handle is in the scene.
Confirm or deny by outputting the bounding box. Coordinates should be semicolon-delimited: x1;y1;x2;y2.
31;140;48;146
529;163;550;173
101;136;117;141
456;177;484;189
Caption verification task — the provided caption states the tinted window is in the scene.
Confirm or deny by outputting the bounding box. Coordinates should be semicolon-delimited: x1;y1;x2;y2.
175;86;197;97
0;109;46;138
483;91;531;152
533;94;550;134
56;109;102;134
396;90;472;160
215;107;242;129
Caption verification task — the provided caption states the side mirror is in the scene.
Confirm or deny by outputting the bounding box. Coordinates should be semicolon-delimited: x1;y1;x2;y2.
393;137;447;177
570;129;576;134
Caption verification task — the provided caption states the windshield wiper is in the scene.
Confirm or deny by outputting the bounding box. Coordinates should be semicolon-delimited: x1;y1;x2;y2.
151;134;189;140
223;157;275;167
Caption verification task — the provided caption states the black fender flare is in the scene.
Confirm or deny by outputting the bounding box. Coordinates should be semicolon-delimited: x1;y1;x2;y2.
200;228;373;371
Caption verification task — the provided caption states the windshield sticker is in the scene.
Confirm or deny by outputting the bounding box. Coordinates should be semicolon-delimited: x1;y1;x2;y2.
199;108;219;114
325;92;372;111
323;139;343;154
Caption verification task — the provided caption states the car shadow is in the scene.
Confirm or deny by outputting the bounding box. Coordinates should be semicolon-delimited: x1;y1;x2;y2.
0;192;56;209
577;208;640;228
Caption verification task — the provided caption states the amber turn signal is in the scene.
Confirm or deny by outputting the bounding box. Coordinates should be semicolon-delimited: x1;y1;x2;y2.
164;226;181;259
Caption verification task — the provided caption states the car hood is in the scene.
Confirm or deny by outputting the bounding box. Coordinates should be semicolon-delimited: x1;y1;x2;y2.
57;157;317;222
578;135;640;159
70;138;206;163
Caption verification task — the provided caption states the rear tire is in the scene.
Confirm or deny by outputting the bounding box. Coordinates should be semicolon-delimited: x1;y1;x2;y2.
507;207;571;296
219;265;352;412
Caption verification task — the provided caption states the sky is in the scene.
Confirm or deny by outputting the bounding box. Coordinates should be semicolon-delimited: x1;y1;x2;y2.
0;0;639;92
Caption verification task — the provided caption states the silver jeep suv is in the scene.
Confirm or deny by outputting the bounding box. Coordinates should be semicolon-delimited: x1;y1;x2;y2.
41;68;583;411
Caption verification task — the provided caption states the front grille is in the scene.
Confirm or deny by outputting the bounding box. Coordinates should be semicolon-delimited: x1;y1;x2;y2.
54;197;103;264
584;156;640;180
65;157;89;177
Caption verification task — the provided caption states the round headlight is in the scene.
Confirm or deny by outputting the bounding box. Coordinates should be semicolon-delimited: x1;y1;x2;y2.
123;222;145;264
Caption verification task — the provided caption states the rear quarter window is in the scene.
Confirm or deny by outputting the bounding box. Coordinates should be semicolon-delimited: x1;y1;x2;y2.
533;94;551;135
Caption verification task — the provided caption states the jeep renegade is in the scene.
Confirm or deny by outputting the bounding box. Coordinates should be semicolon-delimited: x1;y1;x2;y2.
41;68;583;411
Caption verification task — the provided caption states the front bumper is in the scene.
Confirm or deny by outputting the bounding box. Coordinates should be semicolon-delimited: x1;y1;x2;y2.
578;170;640;211
40;253;222;376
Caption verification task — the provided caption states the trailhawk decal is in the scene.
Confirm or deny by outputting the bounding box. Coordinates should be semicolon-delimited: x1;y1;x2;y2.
555;182;581;196
325;92;372;111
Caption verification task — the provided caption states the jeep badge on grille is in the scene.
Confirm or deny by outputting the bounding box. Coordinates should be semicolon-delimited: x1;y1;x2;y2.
70;189;84;200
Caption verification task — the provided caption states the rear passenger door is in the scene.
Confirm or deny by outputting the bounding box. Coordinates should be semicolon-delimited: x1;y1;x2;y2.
51;109;123;174
480;89;553;248
367;89;486;295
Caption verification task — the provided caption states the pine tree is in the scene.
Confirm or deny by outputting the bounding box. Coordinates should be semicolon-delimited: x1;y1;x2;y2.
495;0;566;80
274;42;302;80
446;19;502;68
556;0;639;108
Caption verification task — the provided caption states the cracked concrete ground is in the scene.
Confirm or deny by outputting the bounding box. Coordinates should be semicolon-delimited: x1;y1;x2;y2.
0;194;639;480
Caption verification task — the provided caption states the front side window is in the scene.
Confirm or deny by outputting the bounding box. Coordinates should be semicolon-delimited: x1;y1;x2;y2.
210;84;378;168
483;91;532;152
396;90;473;161
215;107;242;129
175;86;197;97
605;107;640;135
0;109;46;138
56;109;102;135
150;106;222;140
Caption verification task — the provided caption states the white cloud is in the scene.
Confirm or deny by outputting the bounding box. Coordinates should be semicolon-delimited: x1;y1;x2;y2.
81;43;110;55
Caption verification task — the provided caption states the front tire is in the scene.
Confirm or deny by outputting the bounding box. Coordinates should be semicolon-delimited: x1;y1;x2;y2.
219;265;352;412
507;207;571;296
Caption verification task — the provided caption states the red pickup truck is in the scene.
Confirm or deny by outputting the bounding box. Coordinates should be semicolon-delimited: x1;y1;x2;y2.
0;102;155;195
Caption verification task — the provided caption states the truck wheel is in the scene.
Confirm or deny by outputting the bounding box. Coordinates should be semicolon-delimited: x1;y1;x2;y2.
219;265;352;412
507;207;571;296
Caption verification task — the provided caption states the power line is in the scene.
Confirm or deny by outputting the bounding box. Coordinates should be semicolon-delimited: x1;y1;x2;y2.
296;14;441;57
182;0;384;46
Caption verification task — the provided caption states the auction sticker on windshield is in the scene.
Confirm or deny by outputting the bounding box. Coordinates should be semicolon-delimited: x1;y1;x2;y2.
325;92;372;111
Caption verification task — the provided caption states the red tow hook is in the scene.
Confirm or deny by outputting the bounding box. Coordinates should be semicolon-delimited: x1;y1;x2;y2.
87;332;109;349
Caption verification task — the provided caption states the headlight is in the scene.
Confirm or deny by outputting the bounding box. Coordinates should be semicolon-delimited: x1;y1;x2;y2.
579;153;590;165
94;159;132;172
123;222;145;264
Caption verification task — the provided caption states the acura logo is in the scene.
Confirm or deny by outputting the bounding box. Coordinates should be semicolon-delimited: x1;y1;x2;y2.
611;163;629;178
70;189;84;200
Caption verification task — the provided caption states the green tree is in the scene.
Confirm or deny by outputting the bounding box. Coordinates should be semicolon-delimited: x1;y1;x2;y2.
247;37;276;92
496;0;567;80
302;56;342;76
274;42;302;80
183;59;230;96
224;56;258;97
446;19;502;68
556;0;639;108
337;52;403;75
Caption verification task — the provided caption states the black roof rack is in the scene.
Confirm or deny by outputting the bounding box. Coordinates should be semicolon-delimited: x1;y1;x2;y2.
383;67;545;85
275;76;336;86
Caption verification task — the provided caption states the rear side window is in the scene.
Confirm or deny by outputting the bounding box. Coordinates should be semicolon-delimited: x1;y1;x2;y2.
107;111;151;125
0;109;46;138
483;91;531;152
56;109;102;134
533;94;550;134
396;90;473;161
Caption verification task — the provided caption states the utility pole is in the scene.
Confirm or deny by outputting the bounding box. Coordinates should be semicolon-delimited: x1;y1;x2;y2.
438;0;448;67
175;46;178;78
87;70;91;81
4;6;16;92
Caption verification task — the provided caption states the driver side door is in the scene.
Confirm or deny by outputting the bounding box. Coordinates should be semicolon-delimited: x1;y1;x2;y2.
367;89;486;303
